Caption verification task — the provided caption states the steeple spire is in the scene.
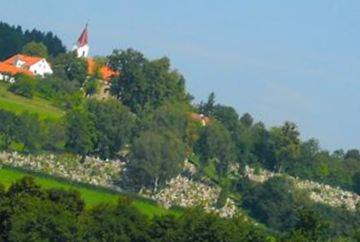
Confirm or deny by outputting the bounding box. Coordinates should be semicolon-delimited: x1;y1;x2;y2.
74;23;90;58
77;24;88;47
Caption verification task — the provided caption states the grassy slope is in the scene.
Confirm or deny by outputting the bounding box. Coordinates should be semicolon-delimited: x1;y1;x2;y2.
0;167;174;217
0;83;64;119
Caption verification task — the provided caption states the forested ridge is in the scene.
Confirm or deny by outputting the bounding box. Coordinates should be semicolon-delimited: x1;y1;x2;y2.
0;22;360;241
0;22;66;60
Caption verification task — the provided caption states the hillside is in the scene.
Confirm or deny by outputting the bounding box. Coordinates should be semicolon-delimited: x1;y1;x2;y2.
0;166;175;217
0;83;64;119
244;166;360;210
0;20;359;240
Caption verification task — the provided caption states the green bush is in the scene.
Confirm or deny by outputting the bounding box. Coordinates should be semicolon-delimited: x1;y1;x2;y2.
216;188;228;208
8;74;36;98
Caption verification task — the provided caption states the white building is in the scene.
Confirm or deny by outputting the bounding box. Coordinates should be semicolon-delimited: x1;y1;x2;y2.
73;24;89;58
3;54;53;76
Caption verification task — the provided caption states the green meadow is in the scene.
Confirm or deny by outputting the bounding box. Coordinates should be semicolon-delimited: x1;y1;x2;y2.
0;84;64;119
0;166;177;217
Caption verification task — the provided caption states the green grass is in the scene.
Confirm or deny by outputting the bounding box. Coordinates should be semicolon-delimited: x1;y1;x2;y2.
0;84;64;120
0;166;177;217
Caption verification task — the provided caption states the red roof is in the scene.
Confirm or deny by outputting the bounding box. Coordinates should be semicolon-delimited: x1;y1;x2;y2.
4;54;42;68
0;62;33;76
87;58;119;81
77;25;89;47
189;113;211;126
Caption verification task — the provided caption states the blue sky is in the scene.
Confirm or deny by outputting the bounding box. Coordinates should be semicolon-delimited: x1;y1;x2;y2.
2;1;360;151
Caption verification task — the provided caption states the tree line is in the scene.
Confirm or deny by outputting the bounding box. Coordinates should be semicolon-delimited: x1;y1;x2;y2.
2;176;357;241
2;47;360;195
237;176;360;239
0;29;359;240
0;177;274;242
0;22;66;60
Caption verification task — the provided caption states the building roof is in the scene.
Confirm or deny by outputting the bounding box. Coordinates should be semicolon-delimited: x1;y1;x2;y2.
189;113;211;126
87;58;119;81
3;54;43;68
0;62;33;76
77;24;89;47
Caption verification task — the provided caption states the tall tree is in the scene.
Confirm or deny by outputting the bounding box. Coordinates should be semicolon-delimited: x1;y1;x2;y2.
0;110;17;150
195;121;236;175
199;92;216;116
86;99;135;159
21;41;49;58
352;172;360;195
240;113;254;128
0;22;66;60
65;107;96;159
15;112;43;152
109;49;187;113
270;121;301;171
53;52;88;87
127;130;185;192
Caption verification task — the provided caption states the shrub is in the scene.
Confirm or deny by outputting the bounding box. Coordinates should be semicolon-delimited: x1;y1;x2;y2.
8;74;36;98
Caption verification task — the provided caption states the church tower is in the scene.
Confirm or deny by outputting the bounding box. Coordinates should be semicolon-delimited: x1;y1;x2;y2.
74;24;89;58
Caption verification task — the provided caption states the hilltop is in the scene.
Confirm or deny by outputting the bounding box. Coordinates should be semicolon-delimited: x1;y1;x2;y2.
0;21;360;240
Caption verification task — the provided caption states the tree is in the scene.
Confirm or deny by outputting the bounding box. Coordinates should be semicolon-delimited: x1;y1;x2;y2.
149;215;180;242
242;176;309;231
345;149;360;160
290;208;329;241
269;121;301;171
8;74;36;98
78;198;150;242
352;172;360;195
0;22;65;60
15;112;43;152
8;197;78;242
109;48;187;113
53;52;88;87
127;130;185;192
195;121;236;176
0;110;17;150
6;176;46;199
212;104;239;133
65;107;96;159
174;208;266;242
140;101;191;144
23;28;66;57
199;92;216;116
21;41;48;58
86;99;135;159
240;113;254;127
47;189;85;215
83;76;99;97
42;119;66;152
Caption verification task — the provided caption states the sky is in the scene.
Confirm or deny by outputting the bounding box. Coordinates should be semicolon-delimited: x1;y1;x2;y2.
1;0;360;151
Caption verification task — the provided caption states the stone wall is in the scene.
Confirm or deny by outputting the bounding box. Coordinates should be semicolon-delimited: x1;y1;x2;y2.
244;166;360;211
0;152;124;187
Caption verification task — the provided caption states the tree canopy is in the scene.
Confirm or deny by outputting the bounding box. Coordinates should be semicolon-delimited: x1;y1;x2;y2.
0;22;65;60
109;49;188;113
21;41;49;58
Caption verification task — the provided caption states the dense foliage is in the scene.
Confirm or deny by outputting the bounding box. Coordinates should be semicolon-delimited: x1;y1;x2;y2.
2;44;360;195
0;177;274;242
108;49;189;114
0;22;66;60
1;21;360;239
237;176;360;239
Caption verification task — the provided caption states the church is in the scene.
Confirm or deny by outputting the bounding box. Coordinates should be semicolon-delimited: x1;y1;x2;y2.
73;24;118;82
73;24;90;58
0;24;117;83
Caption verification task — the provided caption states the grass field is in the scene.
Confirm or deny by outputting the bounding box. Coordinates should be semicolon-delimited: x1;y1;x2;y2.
0;83;64;119
0;167;175;217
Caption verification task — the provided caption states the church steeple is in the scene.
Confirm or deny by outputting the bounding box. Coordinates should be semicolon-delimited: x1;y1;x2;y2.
74;24;89;58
